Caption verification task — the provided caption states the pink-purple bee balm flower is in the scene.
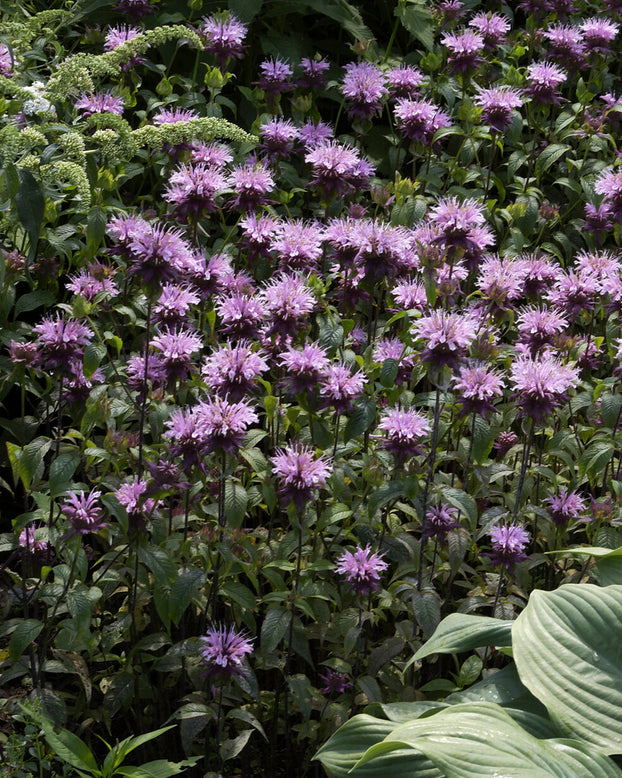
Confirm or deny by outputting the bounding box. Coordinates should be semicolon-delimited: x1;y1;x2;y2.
474;86;522;132
194;396;259;455
452;363;505;418
200;624;253;678
411;309;478;368
0;43;14;76
468;11;511;49
594;167;622;224
335;545;388;595
394;98;452;145
546;489;587;526
164;163;228;220
271;442;332;509
75;92;124;117
32;314;93;375
488;524;530;569
525;61;567;104
202;341;269;400
377;407;431;462
305;141;374;199
200;12;247;67
441;29;485;73
319;363;367;413
256;57;293;101
61;490;106;535
340;61;388;120
509;353;579;422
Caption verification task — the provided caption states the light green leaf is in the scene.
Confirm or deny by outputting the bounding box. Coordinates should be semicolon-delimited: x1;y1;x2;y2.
408;613;513;666
513;584;622;754
313;714;441;778
558;546;622;586
356;702;622;777
9;619;44;662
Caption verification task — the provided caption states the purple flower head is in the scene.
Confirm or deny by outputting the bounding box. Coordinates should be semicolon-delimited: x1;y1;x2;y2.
425;504;460;542
0;43;14;77
76;91;124;117
525;61;567;104
494;431;519;457
191;142;233;167
546;270;599;317
256;57;293;100
516;305;568;355
542;24;586;70
271;442;332;509
298;120;334;148
187;251;231;296
200;12;247;67
519;254;563;298
126;353;167;397
195;396;259;455
259;274;316;337
430;196;487;248
546;488;587;526
594;168;622;224
394;97;452;145
104;24;141;50
488;524;530;570
452;362;504;418
200;624;253;678
509;353;579;422
151;327;203;383
391;279;427;311
202;341;268;400
153;284;199;326
152;107;199;125
335;545;388;595
216;292;266;338
108;215;194;287
580;18;619;55
474;85;522;132
279;342;331;394
164;163;228;220
259;117;299;159
112;0;157;20
67;261;119;302
61;490;106;536
340;61;388;120
319;363;366;413
298;56;330;89
436;0;465;25
385;65;424;100
575;250;620;284
19;525;50;559
411;309;478;368
32;314;93;375
164;405;210;472
476;255;525;311
270;219;324;273
318;668;352;695
377;407;430;461
468;12;511;49
305;141;374;199
441;29;485;73
239;213;279;260
116;477;159;533
228;160;275;211
8;340;38;367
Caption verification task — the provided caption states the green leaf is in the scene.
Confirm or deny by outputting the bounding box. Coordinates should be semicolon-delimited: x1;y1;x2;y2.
395;2;434;51
356;702;622;777
313;714;442;778
49;453;80;498
221;581;256;612
224;481;248;527
513;584;622;754
379;359;399;388
261;606;290;653
599;393;622;429
137;544;177;585
9;619;44;662
15;169;45;263
409;613;513;665
14;290;55;318
441;488;478;529
535;144;571;175
83;343;107;379
560;546;622;585
168;569;205;627
343;398;376;442
411;588;441;639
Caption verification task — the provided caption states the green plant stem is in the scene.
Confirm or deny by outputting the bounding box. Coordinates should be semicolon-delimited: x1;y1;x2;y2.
417;385;442;590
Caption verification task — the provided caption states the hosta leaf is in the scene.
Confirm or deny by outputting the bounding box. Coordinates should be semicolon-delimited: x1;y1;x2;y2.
513;584;622;754
313;714;441;778
408;613;513;666
356;703;622;777
559;546;622;586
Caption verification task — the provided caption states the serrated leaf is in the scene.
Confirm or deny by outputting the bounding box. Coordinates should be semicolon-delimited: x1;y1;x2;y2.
83;343;107;379
15;169;45;263
9;619;44;662
344;398;376;442
261;606;290;654
224;481;248;528
14;290;55;318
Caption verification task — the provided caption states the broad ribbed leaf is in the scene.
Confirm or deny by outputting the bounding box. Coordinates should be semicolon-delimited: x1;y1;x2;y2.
561;546;622;586
513;584;622;754
409;613;513;666
313;714;441;778
356;703;622;777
